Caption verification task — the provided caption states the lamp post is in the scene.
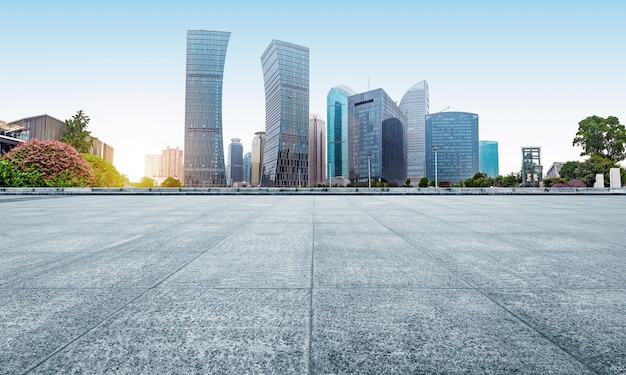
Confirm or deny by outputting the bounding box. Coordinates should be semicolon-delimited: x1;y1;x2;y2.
366;154;372;189
432;145;440;188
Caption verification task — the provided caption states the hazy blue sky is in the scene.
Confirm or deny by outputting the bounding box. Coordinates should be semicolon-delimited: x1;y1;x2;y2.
2;1;624;180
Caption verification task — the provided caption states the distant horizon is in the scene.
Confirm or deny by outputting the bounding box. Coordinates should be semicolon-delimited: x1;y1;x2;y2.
2;1;624;181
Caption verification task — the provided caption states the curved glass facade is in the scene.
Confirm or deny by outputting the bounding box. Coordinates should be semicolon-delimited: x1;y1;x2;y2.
348;89;407;186
479;140;499;177
184;30;230;187
425;112;479;184
260;40;309;187
399;81;429;182
327;85;356;179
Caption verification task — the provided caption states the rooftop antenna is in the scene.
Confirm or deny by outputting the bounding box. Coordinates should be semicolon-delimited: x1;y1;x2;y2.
439;106;450;113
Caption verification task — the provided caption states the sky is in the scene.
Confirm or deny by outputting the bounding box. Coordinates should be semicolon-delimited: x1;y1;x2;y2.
1;0;625;181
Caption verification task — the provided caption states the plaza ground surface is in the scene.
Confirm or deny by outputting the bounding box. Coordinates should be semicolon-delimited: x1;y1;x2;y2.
1;195;625;374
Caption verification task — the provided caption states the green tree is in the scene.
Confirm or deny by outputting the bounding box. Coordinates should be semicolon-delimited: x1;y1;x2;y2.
82;154;124;187
61;110;93;153
133;176;155;188
161;177;183;187
464;172;492;187
500;172;521;187
559;161;581;180
573;115;626;162
418;177;429;187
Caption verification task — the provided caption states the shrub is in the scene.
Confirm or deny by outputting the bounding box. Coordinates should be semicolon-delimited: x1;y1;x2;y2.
6;139;94;187
567;179;586;188
551;183;569;188
161;177;183;187
82;154;124;187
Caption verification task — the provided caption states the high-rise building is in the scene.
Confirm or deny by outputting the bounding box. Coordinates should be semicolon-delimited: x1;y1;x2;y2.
479;140;499;177
183;30;230;187
348;89;407;186
308;114;326;186
327;85;357;180
243;152;252;185
161;146;184;182
425;112;479;184
145;154;161;179
251;131;265;186
260;40;309;187
399;81;429;182
227;138;243;186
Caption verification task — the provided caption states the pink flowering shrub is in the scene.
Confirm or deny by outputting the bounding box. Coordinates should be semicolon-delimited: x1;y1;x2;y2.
567;179;586;188
5;139;95;187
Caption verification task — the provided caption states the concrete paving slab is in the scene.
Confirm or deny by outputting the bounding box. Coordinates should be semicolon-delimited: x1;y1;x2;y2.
485;289;626;374
0;288;138;374
26;289;310;374
312;288;593;374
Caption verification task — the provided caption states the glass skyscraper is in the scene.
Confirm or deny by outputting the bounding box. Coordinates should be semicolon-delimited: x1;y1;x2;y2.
227;138;243;186
327;85;357;179
184;30;230;187
479;140;499;177
260;40;309;187
425;112;479;184
399;81;429;182
348;89;407;186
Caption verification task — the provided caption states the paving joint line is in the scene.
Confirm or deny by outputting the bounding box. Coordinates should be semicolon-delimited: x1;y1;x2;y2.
307;196;316;375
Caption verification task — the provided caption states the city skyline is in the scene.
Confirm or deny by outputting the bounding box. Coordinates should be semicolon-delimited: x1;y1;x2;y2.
1;1;625;181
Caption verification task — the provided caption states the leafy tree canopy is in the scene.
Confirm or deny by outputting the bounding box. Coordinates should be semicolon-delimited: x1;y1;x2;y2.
418;177;429;188
559;154;620;187
82;154;124;187
133;176;155;188
161;177;183;188
573;115;626;162
61;110;93;153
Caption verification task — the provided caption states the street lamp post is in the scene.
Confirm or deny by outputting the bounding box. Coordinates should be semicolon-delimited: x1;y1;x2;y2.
432;145;440;188
366;154;372;189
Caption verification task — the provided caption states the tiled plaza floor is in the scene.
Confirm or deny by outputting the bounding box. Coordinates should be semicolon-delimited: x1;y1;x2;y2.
1;195;625;374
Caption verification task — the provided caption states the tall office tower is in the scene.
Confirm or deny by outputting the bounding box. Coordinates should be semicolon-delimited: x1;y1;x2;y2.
327;85;357;180
479;140;499;177
161;146;184;182
425;112;479;184
243;152;252;184
227;138;243;186
260;40;309;187
348;89;407;186
251;131;265;186
308;114;326;186
144;154;161;180
399;81;429;182
183;30;230;187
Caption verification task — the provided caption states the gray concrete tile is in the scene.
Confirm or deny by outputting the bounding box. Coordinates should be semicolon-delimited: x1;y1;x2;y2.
424;249;622;289
314;246;467;288
486;289;626;374
162;248;312;288
28;289;310;374
311;288;593;374
0;288;138;374
9;237;203;289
